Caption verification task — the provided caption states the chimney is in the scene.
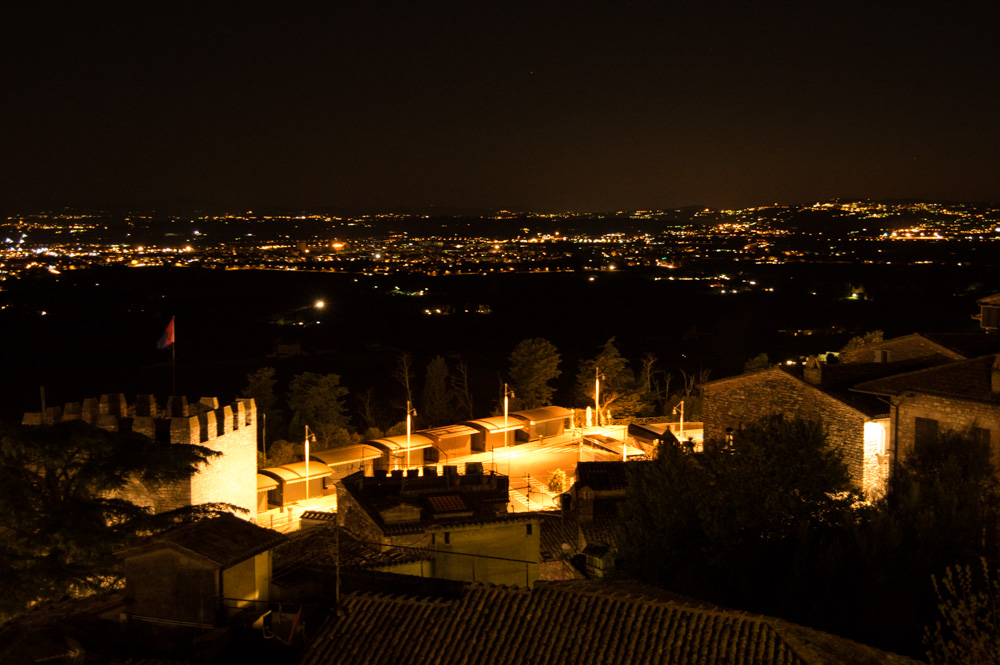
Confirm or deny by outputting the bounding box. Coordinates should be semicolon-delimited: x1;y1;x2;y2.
992;355;1000;393
577;486;594;524
803;356;822;385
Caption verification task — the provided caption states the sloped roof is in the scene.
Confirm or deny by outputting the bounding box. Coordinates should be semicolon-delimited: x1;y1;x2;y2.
367;434;436;452
853;354;1000;404
535;504;625;559
977;293;1000;305
257;473;279;491
917;332;1000;359
510;406;574;423
705;365;890;419
117;514;286;568
300;582;918;665
628;422;681;444
271;524;430;586
311;444;383;467
460;416;526;433
420;424;477;441
260;461;333;483
535;512;577;561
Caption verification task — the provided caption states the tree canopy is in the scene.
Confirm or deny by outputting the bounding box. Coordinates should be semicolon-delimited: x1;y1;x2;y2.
742;352;771;373
287;372;350;447
421;355;453;427
508;338;561;410
620;417;1000;658
242;367;283;447
0;420;230;620
841;330;884;353
575;337;640;419
620;414;857;610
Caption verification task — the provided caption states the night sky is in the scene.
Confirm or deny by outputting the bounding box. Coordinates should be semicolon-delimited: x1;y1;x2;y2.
3;2;999;213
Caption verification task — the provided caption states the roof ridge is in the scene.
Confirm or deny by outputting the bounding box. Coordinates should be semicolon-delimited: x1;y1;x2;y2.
853;353;995;393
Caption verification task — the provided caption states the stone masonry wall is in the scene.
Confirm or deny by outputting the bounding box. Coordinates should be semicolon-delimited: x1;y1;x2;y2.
892;393;1000;461
23;394;257;518
703;368;867;488
839;334;965;364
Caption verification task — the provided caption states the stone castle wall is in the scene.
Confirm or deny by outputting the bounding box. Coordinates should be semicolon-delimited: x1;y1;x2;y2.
23;393;257;518
702;368;867;488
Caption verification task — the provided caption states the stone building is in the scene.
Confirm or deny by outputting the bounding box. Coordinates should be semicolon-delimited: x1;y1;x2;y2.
337;465;540;587
838;331;1000;364
702;359;891;495
853;354;1000;467
703;296;1000;498
117;514;285;628
23;393;258;517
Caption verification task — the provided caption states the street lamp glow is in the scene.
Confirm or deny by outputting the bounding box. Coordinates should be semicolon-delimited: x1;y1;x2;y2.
314;300;325;309
405;401;418;469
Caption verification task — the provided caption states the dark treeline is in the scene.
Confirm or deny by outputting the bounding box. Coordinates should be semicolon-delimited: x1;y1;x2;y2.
0;262;994;423
620;416;1000;660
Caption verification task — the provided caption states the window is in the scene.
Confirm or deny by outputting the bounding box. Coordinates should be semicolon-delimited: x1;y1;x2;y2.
973;427;991;447
914;417;939;452
526;523;533;536
444;532;450;545
431;534;436;545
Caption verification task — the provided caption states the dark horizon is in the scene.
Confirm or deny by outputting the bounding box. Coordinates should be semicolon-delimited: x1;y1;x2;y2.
6;196;998;221
3;3;999;214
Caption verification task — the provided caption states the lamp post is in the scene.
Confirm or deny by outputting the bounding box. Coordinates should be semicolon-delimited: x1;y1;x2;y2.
504;383;514;480
304;425;314;510
405;400;417;469
673;399;685;442
594;368;600;428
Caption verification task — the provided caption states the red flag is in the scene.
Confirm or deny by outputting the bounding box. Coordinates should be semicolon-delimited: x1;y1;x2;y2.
157;317;175;350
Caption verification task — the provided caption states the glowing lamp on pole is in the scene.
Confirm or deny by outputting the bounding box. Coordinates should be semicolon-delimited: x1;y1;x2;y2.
594;368;601;428
405;401;417;469
503;383;515;479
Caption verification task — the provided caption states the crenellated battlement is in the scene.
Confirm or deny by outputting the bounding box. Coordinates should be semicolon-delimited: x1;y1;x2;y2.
22;393;256;446
21;393;258;518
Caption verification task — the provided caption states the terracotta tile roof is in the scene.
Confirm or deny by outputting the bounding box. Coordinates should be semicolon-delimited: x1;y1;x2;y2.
705;366;890;418
535;505;624;561
918;332;1000;359
580;504;625;550
272;524;431;586
536;512;578;560
117;514;286;568
0;592;127;664
427;494;468;513
853;354;1000;404
300;582;918;665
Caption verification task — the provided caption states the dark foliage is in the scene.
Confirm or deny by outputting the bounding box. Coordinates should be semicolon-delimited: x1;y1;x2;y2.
0;420;237;620
619;418;1000;657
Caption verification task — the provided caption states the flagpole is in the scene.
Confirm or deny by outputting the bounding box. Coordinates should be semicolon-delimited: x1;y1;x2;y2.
157;316;177;395
171;319;176;395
